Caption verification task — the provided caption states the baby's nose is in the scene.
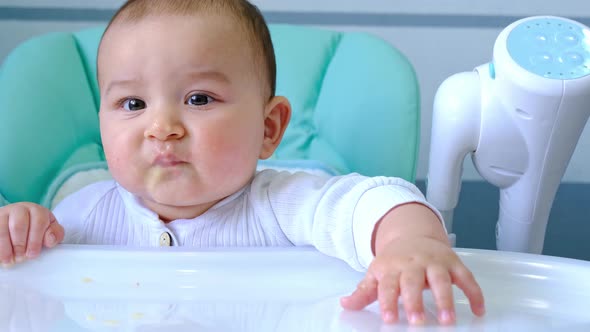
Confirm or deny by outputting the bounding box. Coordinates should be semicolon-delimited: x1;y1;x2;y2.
144;113;185;141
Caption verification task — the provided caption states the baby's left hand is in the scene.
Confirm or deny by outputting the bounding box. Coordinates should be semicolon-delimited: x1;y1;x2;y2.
340;236;485;325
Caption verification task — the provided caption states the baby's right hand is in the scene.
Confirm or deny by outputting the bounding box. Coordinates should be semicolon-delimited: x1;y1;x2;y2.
0;203;64;268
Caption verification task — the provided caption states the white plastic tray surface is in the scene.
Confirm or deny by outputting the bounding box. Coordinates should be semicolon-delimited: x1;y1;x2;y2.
1;245;589;331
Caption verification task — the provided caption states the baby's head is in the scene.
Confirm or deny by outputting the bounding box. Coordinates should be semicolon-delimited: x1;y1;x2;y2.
97;0;291;221
98;0;277;100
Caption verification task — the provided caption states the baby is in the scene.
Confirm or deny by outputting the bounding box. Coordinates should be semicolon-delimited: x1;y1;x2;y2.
0;0;484;325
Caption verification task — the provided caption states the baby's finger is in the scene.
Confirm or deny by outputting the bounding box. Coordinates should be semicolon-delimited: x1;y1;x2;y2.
452;266;485;316
340;275;378;311
8;206;30;263
400;268;426;325
0;214;14;267
43;216;64;249
377;273;400;324
426;266;455;324
26;206;52;259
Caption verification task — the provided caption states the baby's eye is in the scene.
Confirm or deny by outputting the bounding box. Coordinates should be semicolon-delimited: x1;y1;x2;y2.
186;93;214;106
122;98;146;111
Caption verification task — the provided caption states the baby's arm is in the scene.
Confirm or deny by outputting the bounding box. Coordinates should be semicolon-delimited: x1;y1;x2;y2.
253;170;484;324
0;203;64;268
340;203;485;325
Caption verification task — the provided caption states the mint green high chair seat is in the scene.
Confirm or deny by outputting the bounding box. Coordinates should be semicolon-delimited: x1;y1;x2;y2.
0;24;420;208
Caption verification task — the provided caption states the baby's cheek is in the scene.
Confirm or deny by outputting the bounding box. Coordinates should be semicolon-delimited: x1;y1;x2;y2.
106;159;125;185
216;143;256;172
105;151;140;186
105;152;124;174
199;143;254;187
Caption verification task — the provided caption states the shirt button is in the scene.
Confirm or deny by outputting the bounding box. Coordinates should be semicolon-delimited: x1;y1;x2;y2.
159;232;172;247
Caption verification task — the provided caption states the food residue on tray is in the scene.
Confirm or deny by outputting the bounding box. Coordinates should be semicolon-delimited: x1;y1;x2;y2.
103;319;121;327
131;312;145;320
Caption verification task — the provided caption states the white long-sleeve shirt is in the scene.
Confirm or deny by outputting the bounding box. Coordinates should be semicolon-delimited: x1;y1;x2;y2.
53;170;443;271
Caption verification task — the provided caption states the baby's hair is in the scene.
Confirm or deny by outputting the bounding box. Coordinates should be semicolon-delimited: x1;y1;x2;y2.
98;0;276;98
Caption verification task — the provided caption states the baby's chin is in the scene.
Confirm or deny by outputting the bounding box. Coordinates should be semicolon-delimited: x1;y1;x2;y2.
145;185;216;205
142;168;203;200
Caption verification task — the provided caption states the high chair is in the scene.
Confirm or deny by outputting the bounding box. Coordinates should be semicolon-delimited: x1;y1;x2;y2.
0;24;420;209
2;23;590;332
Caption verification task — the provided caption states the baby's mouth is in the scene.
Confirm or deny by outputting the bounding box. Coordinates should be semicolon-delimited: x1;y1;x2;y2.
146;155;187;191
153;154;186;167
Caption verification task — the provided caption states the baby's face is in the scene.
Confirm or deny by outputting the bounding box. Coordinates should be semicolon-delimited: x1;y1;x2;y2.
98;14;268;220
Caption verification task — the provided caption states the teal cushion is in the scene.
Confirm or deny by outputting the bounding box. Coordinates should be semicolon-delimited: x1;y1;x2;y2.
271;25;420;179
257;159;339;176
0;193;8;207
0;33;102;205
0;24;420;206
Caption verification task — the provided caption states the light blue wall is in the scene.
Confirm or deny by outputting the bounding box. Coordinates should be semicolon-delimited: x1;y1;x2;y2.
1;1;590;259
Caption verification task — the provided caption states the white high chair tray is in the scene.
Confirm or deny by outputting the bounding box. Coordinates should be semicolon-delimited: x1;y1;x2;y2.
0;245;589;332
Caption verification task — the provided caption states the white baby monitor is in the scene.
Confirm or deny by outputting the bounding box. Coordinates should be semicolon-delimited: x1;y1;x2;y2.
427;16;590;253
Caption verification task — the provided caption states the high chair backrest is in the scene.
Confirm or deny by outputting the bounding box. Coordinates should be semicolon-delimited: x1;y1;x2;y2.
0;24;420;207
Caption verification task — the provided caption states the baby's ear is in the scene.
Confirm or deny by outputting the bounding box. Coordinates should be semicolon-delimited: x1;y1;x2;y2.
259;96;291;159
